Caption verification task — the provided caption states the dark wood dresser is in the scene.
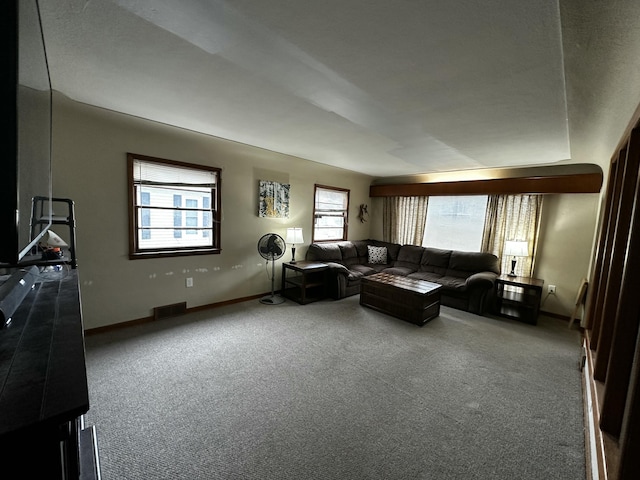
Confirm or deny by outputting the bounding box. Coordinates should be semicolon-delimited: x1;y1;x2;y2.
0;269;100;479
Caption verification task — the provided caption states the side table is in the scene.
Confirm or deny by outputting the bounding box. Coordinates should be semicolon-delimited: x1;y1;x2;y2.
281;261;329;304
494;274;544;325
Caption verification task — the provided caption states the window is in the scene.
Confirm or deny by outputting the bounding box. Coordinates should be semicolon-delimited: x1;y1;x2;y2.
313;185;349;242
140;191;151;240
173;194;182;239
128;153;221;258
422;195;488;251
185;199;198;234
203;197;210;238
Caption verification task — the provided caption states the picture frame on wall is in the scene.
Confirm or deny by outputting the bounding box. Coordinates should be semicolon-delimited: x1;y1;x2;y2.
259;180;290;218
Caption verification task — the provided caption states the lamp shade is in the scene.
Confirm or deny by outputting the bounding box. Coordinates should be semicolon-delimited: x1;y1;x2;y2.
504;240;528;257
286;227;304;244
39;229;68;248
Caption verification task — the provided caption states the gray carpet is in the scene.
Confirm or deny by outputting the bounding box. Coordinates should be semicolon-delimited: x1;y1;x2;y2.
84;295;585;480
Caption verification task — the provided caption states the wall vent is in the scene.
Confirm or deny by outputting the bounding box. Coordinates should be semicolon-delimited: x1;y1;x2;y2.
153;302;187;320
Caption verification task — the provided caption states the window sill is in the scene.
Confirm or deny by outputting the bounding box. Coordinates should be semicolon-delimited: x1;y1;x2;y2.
129;248;221;260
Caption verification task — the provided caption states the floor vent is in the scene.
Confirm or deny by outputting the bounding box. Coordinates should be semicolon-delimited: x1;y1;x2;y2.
153;302;187;320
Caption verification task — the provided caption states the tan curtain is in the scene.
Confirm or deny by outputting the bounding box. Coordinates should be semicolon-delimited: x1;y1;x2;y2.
481;194;543;277
382;196;428;245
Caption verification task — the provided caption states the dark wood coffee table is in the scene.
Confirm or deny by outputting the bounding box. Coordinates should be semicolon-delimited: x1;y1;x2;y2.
360;273;442;326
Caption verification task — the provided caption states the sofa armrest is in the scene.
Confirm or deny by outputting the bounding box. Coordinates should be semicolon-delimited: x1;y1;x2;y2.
465;272;498;315
325;262;350;276
465;271;497;290
322;262;350;299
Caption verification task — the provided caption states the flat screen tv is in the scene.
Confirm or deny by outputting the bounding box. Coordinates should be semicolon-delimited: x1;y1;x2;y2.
0;0;53;267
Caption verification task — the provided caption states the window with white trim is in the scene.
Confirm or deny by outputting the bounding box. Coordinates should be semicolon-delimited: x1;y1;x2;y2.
422;195;488;252
128;153;221;258
312;184;349;242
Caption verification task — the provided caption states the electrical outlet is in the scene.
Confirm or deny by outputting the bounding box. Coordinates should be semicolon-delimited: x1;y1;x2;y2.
548;284;556;294
186;277;193;288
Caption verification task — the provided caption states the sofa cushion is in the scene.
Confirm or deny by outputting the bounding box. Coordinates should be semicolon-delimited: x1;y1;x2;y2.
306;243;342;262
382;266;418;276
437;276;468;291
419;248;452;275
408;272;443;284
447;251;500;277
393;245;423;271
339;243;360;266
368;245;388;264
338;242;357;259
369;240;401;262
352;240;370;260
349;264;379;276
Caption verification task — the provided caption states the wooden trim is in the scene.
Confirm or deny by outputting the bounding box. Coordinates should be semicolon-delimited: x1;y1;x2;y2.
85;313;154;335
584;169;617;332
129;248;221;260
539;310;571;322
595;132;640;382
581;108;640;480
127;152;222;173
84;292;266;335
618;336;640;478
126;152;222;259
591;155;625;351
312;184;350;243
593;147;629;374
599;127;640;440
583;334;610;480
370;169;603;197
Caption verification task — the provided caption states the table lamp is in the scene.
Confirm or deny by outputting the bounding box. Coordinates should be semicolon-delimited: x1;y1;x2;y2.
286;227;304;263
504;240;528;277
39;229;68;260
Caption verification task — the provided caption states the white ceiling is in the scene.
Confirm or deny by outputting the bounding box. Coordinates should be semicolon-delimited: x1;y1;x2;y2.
39;0;572;177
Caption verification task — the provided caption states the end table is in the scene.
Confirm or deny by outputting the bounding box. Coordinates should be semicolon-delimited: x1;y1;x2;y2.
494;274;544;325
281;261;329;304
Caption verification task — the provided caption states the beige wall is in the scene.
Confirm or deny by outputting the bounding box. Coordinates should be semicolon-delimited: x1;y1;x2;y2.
52;94;373;329
534;193;600;317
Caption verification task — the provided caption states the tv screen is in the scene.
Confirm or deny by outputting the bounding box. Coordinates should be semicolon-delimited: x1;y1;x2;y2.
0;0;53;266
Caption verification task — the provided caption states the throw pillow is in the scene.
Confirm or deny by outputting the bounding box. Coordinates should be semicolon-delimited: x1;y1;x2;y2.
368;245;387;264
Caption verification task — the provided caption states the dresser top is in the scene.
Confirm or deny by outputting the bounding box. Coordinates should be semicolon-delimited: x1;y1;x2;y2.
0;269;88;438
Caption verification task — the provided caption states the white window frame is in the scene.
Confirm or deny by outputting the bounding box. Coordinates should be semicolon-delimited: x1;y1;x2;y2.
128;153;221;259
421;195;488;252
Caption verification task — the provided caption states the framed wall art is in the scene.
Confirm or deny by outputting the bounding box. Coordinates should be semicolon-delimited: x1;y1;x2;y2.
259;180;290;218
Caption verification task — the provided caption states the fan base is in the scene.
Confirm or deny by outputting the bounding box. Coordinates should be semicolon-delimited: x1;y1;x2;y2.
259;294;285;305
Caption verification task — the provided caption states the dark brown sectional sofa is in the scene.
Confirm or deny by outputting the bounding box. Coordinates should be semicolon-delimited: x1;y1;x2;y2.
305;239;500;315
